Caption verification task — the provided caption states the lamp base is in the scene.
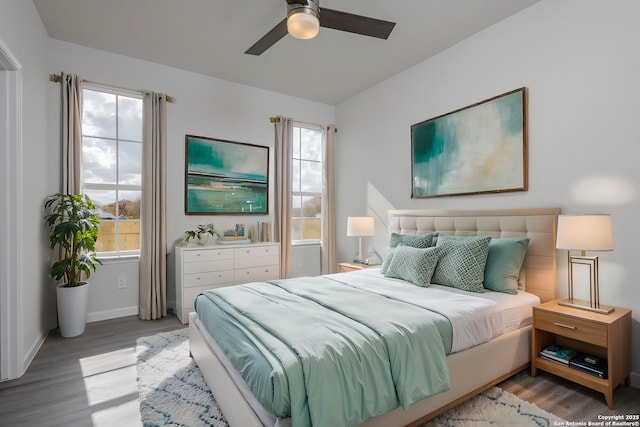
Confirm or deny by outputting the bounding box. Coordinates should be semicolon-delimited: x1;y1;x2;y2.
558;298;615;314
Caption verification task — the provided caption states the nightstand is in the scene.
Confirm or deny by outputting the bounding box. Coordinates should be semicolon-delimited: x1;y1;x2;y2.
531;299;631;409
338;262;380;273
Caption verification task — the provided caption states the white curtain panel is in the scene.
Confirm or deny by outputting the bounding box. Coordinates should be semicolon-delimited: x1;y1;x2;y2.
274;117;293;279
321;125;337;274
60;73;82;194
139;92;167;320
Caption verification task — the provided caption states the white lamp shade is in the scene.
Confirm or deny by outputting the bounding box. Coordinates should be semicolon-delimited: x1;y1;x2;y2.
287;11;320;39
556;214;613;251
347;217;375;237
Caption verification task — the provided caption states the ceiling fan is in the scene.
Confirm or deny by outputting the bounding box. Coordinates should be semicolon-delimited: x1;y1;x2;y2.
245;0;396;56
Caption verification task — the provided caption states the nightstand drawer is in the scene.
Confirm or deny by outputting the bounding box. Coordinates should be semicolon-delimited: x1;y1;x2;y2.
535;310;607;347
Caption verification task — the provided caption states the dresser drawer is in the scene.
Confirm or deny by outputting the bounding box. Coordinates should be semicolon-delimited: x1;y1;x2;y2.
234;265;280;284
183;284;231;313
184;259;234;274
534;309;607;347
234;245;280;268
183;270;235;288
184;248;233;263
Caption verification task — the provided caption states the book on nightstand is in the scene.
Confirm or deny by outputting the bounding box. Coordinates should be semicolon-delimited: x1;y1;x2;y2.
539;344;578;365
569;354;608;379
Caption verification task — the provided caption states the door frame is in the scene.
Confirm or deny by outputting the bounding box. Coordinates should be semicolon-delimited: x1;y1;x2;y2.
0;37;23;381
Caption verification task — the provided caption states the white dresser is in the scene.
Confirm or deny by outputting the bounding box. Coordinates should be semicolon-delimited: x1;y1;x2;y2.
174;242;280;323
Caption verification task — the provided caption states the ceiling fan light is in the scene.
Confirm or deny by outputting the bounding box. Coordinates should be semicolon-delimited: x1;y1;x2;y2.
287;10;320;40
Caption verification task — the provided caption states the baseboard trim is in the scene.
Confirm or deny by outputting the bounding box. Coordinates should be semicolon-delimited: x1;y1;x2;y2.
19;329;48;379
87;306;138;323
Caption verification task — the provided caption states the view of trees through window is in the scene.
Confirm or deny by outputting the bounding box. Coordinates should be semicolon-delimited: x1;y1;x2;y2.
292;125;322;242
81;86;143;255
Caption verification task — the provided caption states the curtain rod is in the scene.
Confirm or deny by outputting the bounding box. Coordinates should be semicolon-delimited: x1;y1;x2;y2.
49;73;174;103
269;116;337;132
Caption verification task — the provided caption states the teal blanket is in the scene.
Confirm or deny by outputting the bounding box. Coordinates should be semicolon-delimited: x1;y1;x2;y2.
195;276;452;427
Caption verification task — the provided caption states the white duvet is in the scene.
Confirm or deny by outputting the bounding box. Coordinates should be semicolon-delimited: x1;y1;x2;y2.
327;268;539;353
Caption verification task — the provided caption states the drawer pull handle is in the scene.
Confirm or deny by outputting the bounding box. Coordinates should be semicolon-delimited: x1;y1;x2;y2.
553;322;576;330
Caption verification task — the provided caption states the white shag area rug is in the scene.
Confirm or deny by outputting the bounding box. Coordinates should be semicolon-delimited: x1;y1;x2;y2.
136;328;565;427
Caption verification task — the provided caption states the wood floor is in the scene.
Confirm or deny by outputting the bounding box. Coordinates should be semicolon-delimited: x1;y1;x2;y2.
1;315;638;427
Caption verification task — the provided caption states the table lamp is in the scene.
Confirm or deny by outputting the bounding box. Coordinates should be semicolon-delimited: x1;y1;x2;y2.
555;214;614;314
347;216;375;263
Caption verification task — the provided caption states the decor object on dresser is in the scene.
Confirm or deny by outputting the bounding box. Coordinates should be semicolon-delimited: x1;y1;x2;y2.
555;214;614;313
185;134;269;215
183;223;219;245
217;224;251;245
411;87;527;198
44;193;102;337
531;299;631;409
346;216;375;263
174;242;280;323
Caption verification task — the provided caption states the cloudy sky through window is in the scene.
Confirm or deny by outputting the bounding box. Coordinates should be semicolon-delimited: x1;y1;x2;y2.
82;89;142;206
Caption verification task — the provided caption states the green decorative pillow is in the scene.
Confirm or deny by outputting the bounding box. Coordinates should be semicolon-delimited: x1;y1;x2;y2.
384;245;440;287
380;247;396;274
382;232;438;274
432;235;492;293
484;238;530;294
389;232;438;249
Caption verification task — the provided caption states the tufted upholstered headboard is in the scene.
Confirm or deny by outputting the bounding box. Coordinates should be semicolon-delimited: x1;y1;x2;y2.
388;208;560;302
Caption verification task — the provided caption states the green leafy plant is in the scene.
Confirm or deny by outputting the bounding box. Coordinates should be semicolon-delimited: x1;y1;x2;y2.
184;223;219;243
44;193;102;287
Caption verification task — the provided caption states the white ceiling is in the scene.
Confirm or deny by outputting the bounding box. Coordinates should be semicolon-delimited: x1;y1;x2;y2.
33;0;540;105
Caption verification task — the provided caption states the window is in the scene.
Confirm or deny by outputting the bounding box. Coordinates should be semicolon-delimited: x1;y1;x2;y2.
81;85;143;256
291;124;322;243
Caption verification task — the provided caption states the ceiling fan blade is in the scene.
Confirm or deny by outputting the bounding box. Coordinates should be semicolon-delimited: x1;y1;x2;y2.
320;8;395;39
245;18;289;55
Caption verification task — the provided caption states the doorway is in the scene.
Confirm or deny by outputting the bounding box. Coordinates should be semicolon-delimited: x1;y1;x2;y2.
0;38;23;381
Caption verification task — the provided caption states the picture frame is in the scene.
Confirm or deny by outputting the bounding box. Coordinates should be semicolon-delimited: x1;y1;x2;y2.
411;87;528;198
185;135;269;214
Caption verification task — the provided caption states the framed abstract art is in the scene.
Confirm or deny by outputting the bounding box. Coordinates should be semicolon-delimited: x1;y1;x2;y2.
411;87;528;198
185;135;269;214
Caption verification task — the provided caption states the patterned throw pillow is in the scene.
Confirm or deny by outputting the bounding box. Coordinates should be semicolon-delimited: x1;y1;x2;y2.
384;245;440;287
380;247;396;274
389;232;438;248
382;232;438;274
431;235;492;293
484;238;530;294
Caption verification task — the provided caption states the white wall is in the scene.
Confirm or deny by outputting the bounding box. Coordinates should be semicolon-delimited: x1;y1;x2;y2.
335;0;640;385
0;0;55;378
45;39;335;320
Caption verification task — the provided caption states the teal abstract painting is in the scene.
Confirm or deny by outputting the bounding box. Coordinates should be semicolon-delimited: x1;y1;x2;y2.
411;88;527;198
185;135;269;214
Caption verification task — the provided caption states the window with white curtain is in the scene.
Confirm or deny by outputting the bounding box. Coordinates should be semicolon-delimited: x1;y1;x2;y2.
291;123;322;243
81;84;143;256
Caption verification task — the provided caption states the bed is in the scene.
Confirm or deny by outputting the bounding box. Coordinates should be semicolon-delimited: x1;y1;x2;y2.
189;208;560;427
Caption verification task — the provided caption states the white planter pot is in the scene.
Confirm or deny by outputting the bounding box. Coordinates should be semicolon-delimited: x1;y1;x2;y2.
56;282;90;338
197;233;209;245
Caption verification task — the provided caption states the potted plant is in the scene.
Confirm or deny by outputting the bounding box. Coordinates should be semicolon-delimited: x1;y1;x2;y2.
44;193;102;337
184;223;219;245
